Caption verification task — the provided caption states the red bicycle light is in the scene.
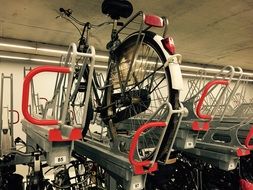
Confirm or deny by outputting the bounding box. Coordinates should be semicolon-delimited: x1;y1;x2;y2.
144;14;164;28
162;37;175;55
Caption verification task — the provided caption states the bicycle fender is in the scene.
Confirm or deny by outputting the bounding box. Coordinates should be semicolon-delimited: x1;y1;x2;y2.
153;34;184;90
168;60;184;90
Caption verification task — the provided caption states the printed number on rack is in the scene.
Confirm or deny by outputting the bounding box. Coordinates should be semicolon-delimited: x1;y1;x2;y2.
55;156;67;164
133;183;142;189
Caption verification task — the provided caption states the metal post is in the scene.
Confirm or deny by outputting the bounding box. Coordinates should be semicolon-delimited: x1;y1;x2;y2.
10;74;14;146
0;74;4;150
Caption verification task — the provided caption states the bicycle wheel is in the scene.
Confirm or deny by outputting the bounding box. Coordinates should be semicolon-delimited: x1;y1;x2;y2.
104;31;179;160
69;62;93;137
145;153;197;190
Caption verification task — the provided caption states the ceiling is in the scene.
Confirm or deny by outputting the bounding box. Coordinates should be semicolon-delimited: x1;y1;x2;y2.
0;0;253;70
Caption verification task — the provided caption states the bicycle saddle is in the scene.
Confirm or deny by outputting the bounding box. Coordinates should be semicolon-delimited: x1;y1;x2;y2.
102;0;133;19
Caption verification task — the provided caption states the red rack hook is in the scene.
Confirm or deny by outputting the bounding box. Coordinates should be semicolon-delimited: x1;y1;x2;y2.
240;179;253;190
129;122;167;175
245;127;253;150
196;80;229;120
22;66;71;125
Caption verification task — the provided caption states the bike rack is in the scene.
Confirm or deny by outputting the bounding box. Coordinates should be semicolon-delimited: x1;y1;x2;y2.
175;65;253;171
128;122;166;175
73;101;188;190
0;74;39;168
0;74;14;157
195;80;229;120
21;43;96;166
22;66;71;125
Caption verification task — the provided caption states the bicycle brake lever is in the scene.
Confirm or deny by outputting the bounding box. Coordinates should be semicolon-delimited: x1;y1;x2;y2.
59;8;72;17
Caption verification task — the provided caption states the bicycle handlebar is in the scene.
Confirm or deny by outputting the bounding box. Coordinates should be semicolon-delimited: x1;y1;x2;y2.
59;7;123;28
59;8;72;17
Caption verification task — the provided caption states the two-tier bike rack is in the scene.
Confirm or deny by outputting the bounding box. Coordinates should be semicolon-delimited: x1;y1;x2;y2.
174;65;253;171
21;43;96;167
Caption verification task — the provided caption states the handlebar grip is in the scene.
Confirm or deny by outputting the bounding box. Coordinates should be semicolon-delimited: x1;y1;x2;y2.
196;80;229;120
59;8;65;12
59;8;72;17
22;66;71;125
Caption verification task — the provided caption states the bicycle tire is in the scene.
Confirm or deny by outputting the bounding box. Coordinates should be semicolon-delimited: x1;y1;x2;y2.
104;31;180;160
69;63;94;137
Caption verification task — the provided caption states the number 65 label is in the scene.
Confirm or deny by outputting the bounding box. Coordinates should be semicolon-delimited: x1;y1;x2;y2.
55;156;67;164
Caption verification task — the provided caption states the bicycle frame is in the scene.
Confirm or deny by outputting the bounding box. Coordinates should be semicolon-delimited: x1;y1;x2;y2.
71;11;180;123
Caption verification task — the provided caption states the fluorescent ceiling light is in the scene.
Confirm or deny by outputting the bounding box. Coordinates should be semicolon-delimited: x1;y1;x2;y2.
0;43;35;50
0;53;109;67
0;55;29;60
181;65;253;77
0;41;252;78
30;58;59;64
86;63;107;69
37;48;68;54
94;65;107;69
181;65;220;72
243;72;253;77
0;53;252;82
182;73;253;82
95;55;109;59
0;54;58;63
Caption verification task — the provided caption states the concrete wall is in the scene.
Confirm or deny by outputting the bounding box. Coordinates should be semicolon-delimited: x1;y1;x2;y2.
0;61;57;140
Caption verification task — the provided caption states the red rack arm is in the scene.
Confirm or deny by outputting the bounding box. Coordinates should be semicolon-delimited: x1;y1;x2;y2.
22;66;71;125
240;179;253;190
196;80;229;120
48;128;82;142
245;127;253;150
129;122;167;175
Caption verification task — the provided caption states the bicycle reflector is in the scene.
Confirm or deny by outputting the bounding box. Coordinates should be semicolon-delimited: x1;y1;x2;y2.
162;37;176;55
144;14;164;27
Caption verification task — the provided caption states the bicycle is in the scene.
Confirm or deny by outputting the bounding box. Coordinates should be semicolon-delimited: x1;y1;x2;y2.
58;0;183;163
50;151;106;190
2;138;53;190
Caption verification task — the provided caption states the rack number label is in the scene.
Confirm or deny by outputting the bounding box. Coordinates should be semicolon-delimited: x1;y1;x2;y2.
55;156;66;164
133;183;141;189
